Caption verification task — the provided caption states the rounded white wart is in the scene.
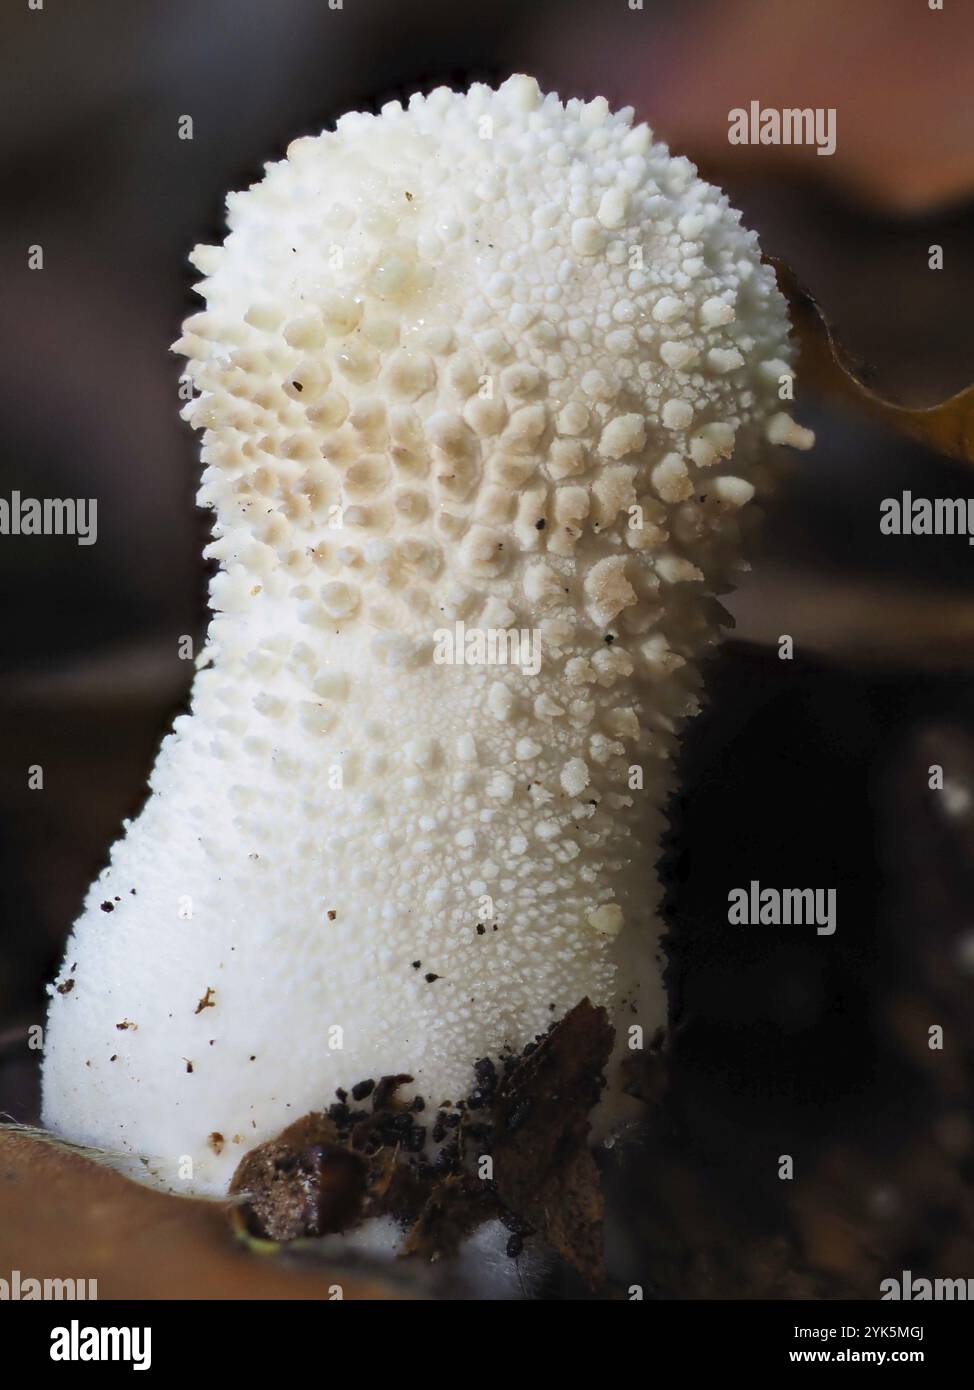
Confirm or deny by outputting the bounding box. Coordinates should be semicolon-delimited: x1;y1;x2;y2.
43;75;811;1194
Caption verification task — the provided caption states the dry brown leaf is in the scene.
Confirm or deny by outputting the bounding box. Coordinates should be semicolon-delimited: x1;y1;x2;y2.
491;998;614;1289
0;1128;403;1299
402;1173;499;1263
772;258;974;462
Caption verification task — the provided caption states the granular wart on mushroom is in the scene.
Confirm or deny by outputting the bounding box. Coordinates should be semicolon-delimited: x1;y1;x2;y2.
42;75;812;1197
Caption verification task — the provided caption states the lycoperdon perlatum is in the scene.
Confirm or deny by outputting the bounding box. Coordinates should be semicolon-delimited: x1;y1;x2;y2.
43;75;813;1196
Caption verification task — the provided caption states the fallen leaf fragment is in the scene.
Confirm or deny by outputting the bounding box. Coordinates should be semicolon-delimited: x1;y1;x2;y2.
491;998;614;1289
772;258;974;462
402;1173;499;1263
0;1127;401;1299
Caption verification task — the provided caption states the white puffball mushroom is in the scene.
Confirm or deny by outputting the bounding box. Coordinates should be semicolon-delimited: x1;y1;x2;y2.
42;75;812;1197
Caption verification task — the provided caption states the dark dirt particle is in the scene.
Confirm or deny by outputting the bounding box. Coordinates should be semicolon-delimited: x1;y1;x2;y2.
498;1207;527;1233
351;1078;375;1102
474;1058;498;1101
433;1139;460;1173
100;901;114;913
56;979;75;995
464;1121;492;1142
424;972;440;983
505;1098;533;1132
372;1074;413;1109
328;1101;350;1127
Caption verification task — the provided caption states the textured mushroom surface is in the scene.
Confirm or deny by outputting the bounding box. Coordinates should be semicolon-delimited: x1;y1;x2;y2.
43;75;811;1194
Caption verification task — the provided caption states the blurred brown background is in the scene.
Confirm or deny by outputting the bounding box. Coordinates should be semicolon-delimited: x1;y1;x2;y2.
2;0;973;1296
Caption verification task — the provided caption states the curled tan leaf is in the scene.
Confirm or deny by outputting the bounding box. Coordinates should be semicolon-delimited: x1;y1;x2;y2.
0;1127;405;1299
772;258;974;462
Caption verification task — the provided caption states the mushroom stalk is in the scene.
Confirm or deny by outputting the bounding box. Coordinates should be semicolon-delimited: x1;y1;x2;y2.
43;75;811;1195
